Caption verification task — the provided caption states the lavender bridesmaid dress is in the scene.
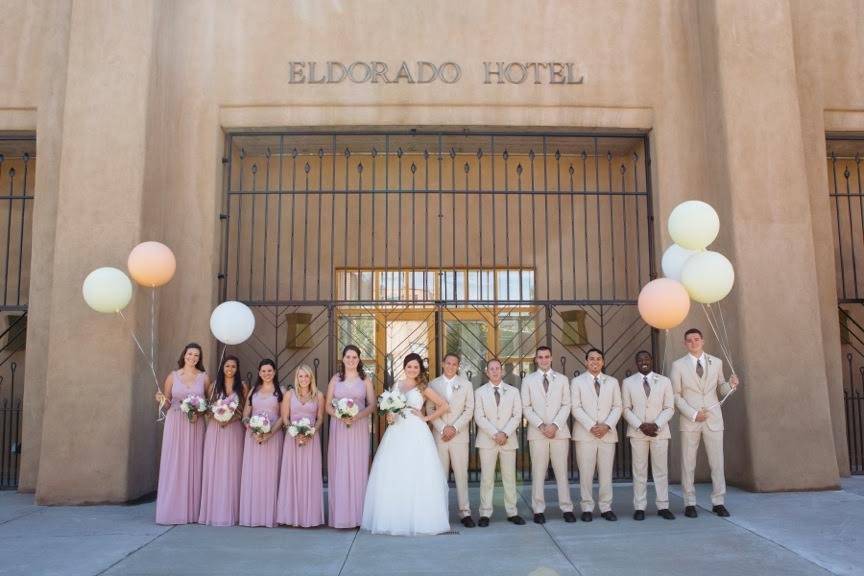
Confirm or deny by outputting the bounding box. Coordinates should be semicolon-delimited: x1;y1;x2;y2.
327;375;370;528
276;393;324;527
238;390;284;527
198;392;244;526
155;371;207;525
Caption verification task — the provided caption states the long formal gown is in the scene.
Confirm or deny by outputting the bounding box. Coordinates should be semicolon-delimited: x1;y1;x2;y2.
327;375;370;528
361;385;450;536
238;390;284;527
155;370;207;525
198;392;244;526
276;393;324;527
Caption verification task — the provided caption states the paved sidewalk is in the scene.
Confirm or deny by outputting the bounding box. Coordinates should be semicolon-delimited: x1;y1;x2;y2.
1;479;863;576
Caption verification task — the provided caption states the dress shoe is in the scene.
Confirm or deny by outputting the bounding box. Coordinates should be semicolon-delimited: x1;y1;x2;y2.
712;505;730;517
461;516;476;528
478;516;490;527
563;512;577;523
658;509;676;520
580;511;593;522
633;510;645;521
507;515;526;525
601;511;618;522
533;513;546;524
684;506;698;518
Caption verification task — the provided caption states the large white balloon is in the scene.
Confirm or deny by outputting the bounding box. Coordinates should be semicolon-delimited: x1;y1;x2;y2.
82;267;133;313
680;250;735;304
661;244;698;281
668;200;720;250
210;301;256;345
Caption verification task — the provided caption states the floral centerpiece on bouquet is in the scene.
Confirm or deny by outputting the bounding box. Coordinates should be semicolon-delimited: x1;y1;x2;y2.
210;396;239;424
287;417;315;446
180;394;208;422
377;388;408;419
332;397;359;427
248;412;272;437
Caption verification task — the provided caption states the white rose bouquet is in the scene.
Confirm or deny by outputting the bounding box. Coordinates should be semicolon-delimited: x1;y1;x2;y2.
377;388;408;419
287;417;315;446
180;394;208;422
248;412;272;436
332;397;360;427
210;396;239;424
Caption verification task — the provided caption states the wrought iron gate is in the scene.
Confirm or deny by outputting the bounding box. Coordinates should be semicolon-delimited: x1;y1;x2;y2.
219;129;656;481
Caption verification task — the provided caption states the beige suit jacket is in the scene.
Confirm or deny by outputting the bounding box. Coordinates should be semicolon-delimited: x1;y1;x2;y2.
570;372;621;444
521;370;571;440
669;353;732;432
474;382;522;450
426;374;475;444
621;372;674;440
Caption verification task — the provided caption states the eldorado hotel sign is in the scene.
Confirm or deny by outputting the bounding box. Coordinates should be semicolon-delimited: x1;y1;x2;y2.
289;61;585;85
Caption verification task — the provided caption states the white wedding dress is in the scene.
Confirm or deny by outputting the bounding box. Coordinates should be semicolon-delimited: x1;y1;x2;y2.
361;385;450;536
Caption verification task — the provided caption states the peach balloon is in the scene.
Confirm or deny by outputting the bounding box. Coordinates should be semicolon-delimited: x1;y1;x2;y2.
637;278;691;330
127;241;176;287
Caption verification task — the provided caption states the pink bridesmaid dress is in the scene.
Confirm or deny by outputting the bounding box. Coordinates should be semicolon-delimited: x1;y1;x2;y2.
155;370;207;525
276;393;324;527
238;389;284;527
198;392;245;526
327;375;370;528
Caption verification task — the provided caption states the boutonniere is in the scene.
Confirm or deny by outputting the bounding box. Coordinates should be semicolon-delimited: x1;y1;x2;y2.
652;375;658;384
452;381;462;392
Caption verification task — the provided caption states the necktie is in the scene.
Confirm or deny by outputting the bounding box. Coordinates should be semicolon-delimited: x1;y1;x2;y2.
494;386;501;406
696;359;704;378
643;375;651;397
446;380;453;400
543;373;549;393
594;377;601;396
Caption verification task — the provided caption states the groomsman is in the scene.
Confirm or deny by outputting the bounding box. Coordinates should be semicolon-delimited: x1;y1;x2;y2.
670;328;739;518
474;358;525;526
621;350;676;521
571;348;622;521
521;346;576;524
427;353;476;528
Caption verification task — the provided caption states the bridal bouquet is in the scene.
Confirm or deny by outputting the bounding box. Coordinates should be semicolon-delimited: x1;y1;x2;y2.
377;388;408;419
287;417;315;446
180;394;208;422
248;412;272;436
332;397;359;427
210;396;239;424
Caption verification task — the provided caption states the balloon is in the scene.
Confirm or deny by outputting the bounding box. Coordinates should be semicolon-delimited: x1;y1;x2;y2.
128;241;176;287
681;250;735;304
661;244;698;282
210;301;256;345
667;200;720;250
82;267;133;313
637;278;691;330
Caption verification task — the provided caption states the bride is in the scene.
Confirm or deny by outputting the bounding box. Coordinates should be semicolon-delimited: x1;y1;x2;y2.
361;353;451;536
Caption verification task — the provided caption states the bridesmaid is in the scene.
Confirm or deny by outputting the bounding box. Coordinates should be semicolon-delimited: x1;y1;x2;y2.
198;355;247;526
238;358;284;527
277;364;325;527
154;343;210;525
326;345;376;528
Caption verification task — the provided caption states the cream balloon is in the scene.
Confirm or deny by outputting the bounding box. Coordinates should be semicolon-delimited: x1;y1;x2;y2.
128;241;177;287
680;250;735;304
82;267;133;313
637;278;691;330
209;301;256;345
667;200;720;250
661;244;698;282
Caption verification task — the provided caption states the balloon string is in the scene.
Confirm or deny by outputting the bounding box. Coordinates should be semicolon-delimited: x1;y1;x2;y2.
701;304;736;374
118;309;166;421
660;329;669;376
150;287;156;368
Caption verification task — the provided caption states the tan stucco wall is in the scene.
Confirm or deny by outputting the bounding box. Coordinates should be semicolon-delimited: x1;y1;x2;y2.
4;0;862;501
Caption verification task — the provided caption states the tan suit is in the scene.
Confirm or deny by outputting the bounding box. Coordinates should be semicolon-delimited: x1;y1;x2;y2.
427;374;475;518
571;372;621;513
622;372;674;511
474;381;522;518
521;369;573;514
670;353;732;506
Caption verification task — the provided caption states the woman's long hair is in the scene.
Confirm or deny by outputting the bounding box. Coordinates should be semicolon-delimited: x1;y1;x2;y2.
403;353;429;392
248;358;282;411
338;344;366;381
176;342;205;372
214;355;242;402
293;364;318;399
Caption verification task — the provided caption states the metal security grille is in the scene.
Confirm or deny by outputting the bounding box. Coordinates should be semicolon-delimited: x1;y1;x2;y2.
220;128;656;481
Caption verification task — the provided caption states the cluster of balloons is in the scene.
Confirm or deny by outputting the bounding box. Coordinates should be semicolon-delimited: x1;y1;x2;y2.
638;200;736;330
82;242;177;313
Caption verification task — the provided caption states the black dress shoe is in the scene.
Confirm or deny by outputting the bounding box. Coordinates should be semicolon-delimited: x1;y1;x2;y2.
581;511;593;522
684;506;698;518
461;516;476;528
507;515;526;525
712;505;730;517
658;509;676;520
533;513;546;524
563;511;577;523
601;511;618;522
478;516;490;527
633;510;645;521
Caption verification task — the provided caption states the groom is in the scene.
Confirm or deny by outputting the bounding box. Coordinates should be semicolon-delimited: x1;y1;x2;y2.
427;353;476;528
474;358;525;526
